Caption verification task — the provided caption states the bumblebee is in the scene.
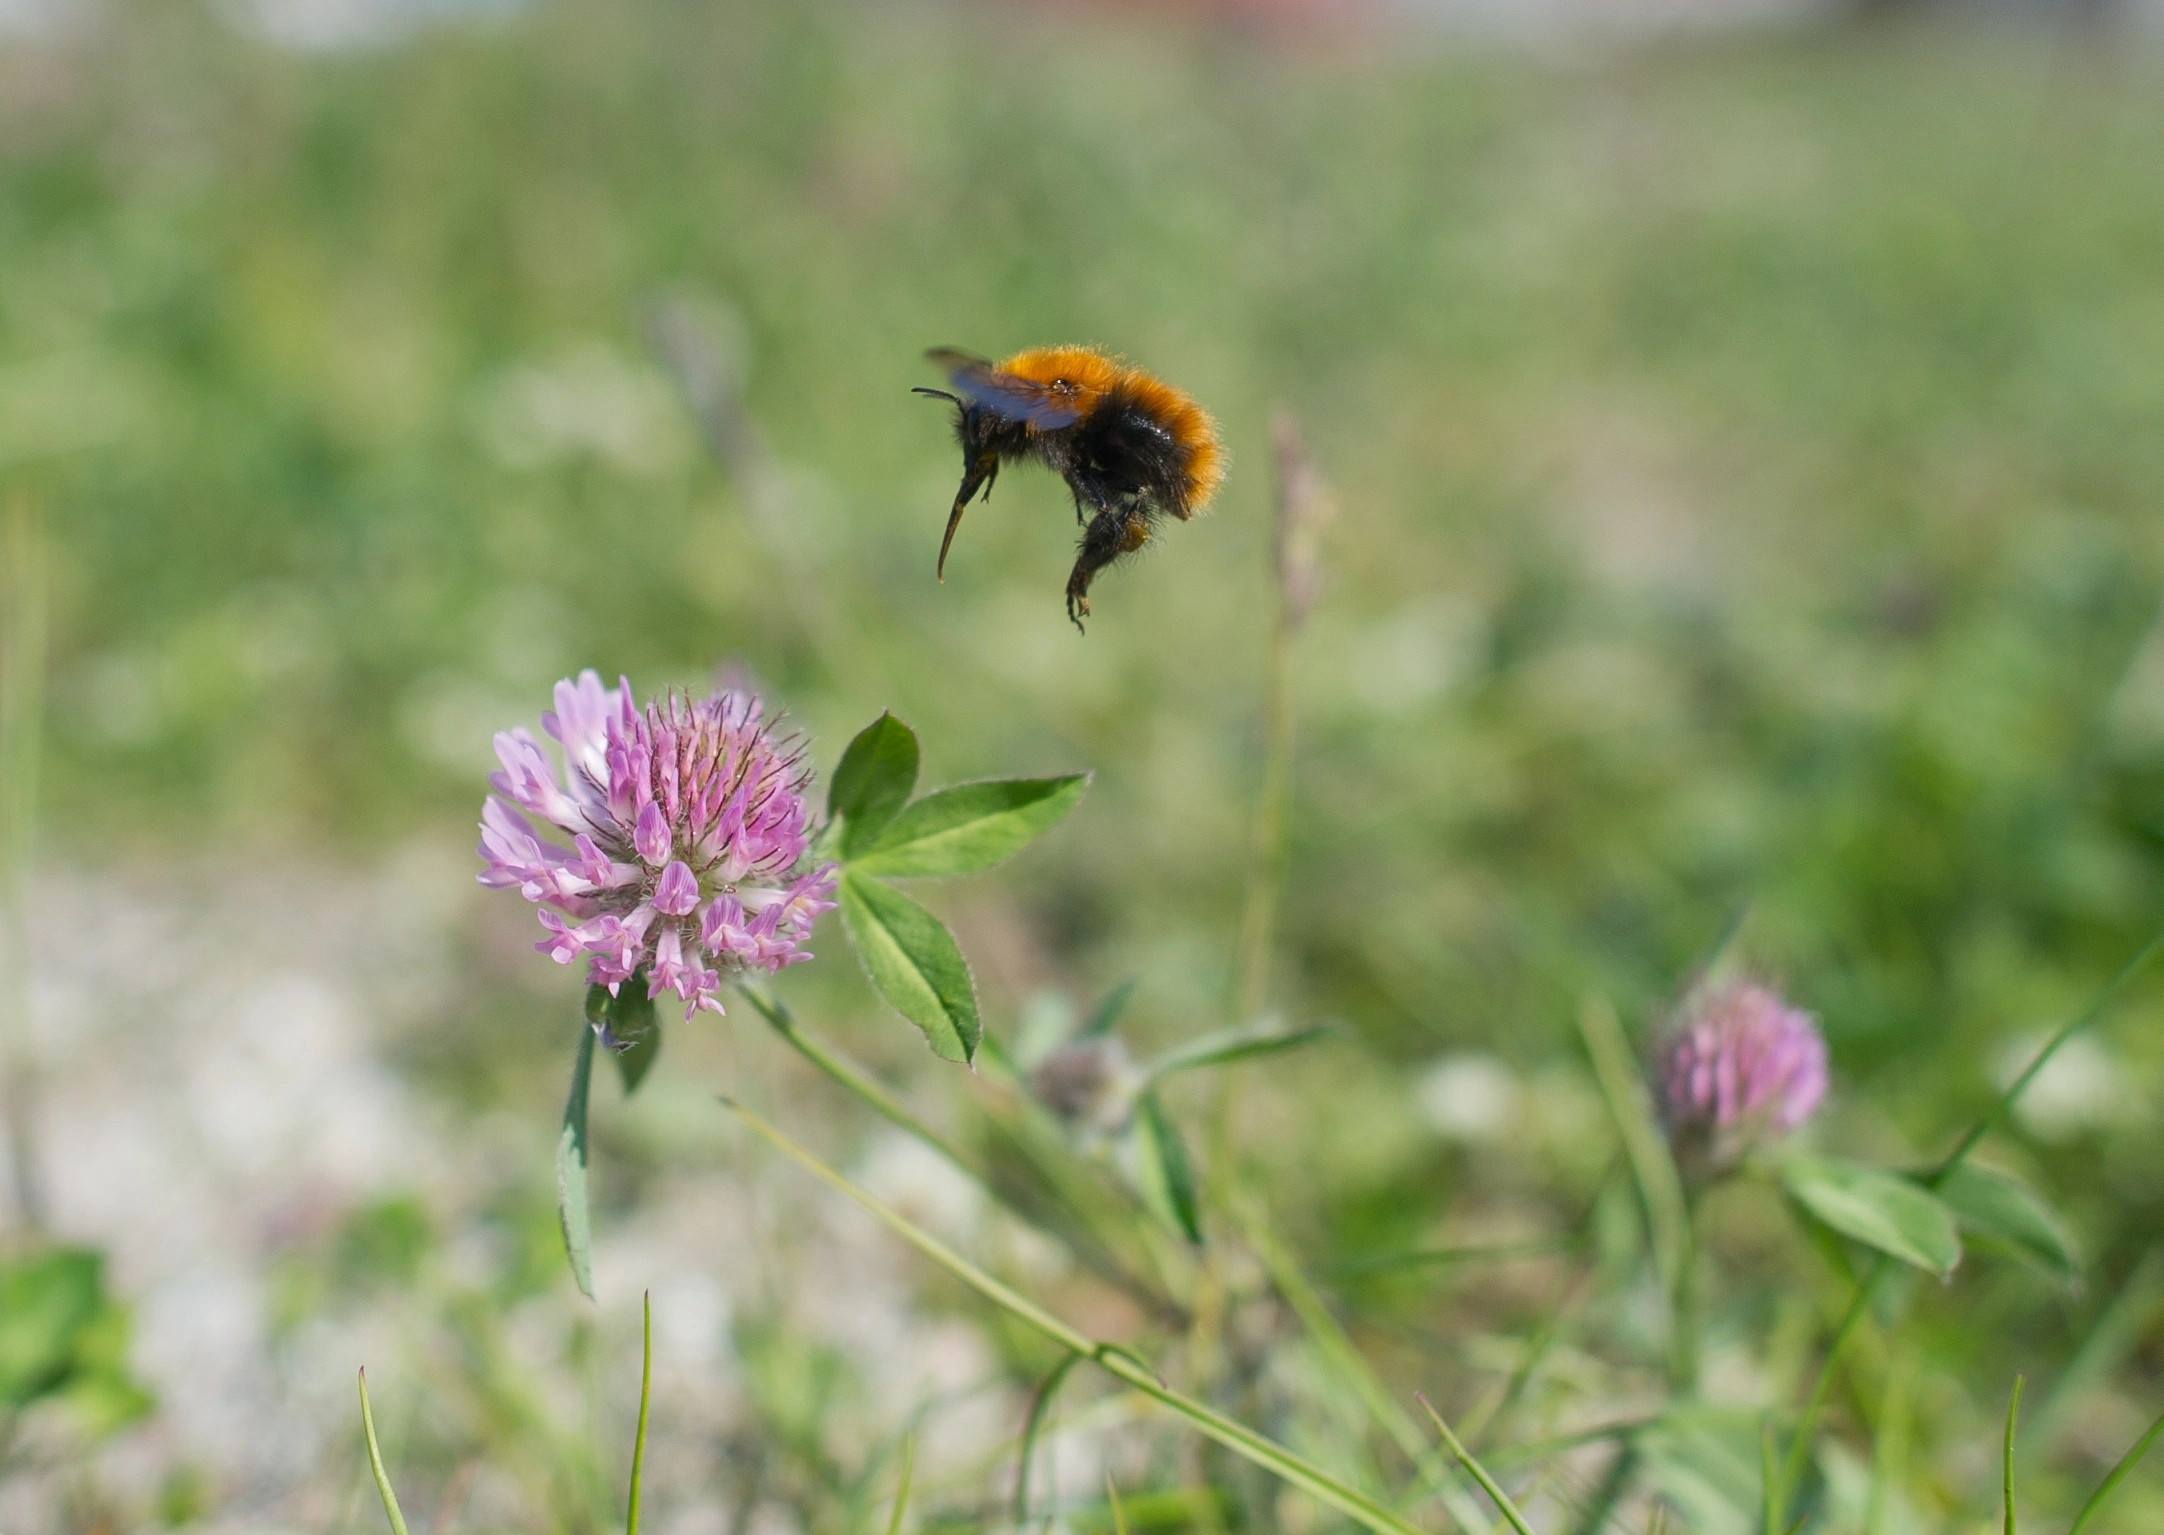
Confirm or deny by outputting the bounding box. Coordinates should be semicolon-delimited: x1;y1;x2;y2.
915;346;1225;630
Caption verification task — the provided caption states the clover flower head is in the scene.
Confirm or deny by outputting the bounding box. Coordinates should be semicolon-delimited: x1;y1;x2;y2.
1031;1036;1138;1133
1657;978;1828;1172
478;670;837;1019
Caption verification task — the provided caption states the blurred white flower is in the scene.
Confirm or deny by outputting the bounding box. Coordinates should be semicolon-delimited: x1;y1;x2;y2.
472;342;691;477
1416;1053;1521;1143
1346;595;1483;715
1998;1033;2146;1141
854;1131;983;1241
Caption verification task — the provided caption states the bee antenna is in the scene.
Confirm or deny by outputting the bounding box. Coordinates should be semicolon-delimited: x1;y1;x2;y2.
912;387;962;406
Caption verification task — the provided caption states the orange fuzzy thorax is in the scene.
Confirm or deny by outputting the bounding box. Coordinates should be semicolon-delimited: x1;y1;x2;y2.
997;345;1226;515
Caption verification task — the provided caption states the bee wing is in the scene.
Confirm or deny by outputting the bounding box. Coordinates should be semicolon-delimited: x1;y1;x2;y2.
926;347;1082;430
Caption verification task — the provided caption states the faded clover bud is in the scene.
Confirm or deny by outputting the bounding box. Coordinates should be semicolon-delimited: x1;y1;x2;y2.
1031;1036;1139;1134
478;671;837;1019
1656;979;1828;1174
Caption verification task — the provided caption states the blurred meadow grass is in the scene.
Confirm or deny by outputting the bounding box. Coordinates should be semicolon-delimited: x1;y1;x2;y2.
5;0;2164;1530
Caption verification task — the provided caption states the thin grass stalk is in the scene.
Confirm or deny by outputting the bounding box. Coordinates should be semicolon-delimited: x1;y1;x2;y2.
2066;1403;2164;1535
1105;1472;1131;1535
0;494;47;1230
1013;1351;1081;1529
1233;1188;1425;1462
2002;1376;2024;1535
1761;1420;1780;1535
626;1291;653;1535
1230;413;1332;1027
1577;994;1692;1388
724;1100;1430;1535
1864;1345;1915;1535
885;1435;915;1535
1415;1395;1537;1535
358;1369;413;1535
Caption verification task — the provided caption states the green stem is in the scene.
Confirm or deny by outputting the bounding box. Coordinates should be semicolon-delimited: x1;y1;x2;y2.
2067;1403;2164;1535
626;1291;652;1535
1232;609;1294;1027
0;495;47;1231
736;984;975;1171
1014;1351;1082;1528
886;1435;915;1535
1931;927;2164;1181
2002;1376;2024;1535
724;1100;1429;1535
357;1369;413;1535
1415;1395;1536;1535
1777;1259;1887;1513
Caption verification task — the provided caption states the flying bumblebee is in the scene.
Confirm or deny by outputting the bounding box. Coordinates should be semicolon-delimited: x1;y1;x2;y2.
915;346;1225;630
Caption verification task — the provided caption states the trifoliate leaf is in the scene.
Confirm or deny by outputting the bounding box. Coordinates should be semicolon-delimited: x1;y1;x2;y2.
829;712;920;855
1934;1164;2079;1285
1781;1156;1962;1278
838;872;980;1063
848;774;1088;879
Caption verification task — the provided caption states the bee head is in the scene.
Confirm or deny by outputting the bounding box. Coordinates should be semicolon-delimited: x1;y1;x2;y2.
914;387;1000;582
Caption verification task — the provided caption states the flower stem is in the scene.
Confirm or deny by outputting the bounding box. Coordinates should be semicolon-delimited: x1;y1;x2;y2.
0;494;46;1232
736;983;974;1171
1231;609;1294;1028
1230;413;1332;1029
723;1099;1429;1535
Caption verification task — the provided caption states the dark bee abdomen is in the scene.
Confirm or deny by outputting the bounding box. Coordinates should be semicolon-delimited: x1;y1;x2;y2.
1068;394;1196;519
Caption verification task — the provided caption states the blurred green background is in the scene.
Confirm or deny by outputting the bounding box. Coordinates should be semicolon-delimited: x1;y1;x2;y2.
5;0;2164;1529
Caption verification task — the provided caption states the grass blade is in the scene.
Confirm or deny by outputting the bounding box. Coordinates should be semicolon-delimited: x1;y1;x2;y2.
1014;1351;1080;1529
2030;1247;2164;1452
1577;995;1690;1375
1234;1188;1425;1461
357;1369;412;1535
1080;978;1138;1039
558;1022;598;1299
626;1290;652;1535
1106;1471;1131;1535
1416;1394;1537;1535
1761;1418;1784;1535
886;1433;915;1535
2003;1375;2024;1535
2067;1403;2164;1535
1932;925;2164;1182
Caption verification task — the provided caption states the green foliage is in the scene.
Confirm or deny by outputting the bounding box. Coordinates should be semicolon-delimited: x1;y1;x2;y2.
1779;1156;1963;1278
557;1020;597;1299
838;870;980;1063
1129;1090;1201;1244
0;1246;152;1437
1935;1164;2080;1285
1139;1015;1335;1083
593;978;663;1095
829;712;920;856
847;774;1088;879
828;709;1085;1061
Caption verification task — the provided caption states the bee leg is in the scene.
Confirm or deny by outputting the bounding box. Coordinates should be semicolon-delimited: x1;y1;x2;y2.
1065;503;1151;633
